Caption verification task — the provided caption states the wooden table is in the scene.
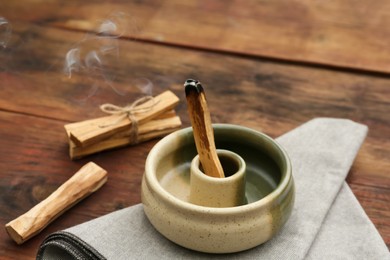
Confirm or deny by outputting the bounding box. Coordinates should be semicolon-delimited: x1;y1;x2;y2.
0;1;389;258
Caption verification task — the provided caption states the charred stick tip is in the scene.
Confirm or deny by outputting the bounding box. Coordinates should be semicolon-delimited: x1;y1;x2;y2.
184;79;204;96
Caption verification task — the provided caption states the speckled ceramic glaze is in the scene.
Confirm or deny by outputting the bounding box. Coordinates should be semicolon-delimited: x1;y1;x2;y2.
141;124;295;253
190;149;246;207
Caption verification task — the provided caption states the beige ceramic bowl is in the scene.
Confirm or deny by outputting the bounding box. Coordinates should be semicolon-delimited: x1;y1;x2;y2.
141;124;294;253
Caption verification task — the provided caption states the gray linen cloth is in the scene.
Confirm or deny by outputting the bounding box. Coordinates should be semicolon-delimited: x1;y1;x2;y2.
37;118;390;259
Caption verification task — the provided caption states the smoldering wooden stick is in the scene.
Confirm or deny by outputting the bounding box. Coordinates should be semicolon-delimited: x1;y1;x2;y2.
184;79;224;178
5;162;107;244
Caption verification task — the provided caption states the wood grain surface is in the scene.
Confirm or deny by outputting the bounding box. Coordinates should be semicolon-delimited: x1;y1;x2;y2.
1;0;390;74
0;2;389;258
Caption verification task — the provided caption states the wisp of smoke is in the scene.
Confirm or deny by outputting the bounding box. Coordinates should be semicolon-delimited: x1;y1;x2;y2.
64;48;81;78
0;17;12;49
133;78;154;96
63;12;151;103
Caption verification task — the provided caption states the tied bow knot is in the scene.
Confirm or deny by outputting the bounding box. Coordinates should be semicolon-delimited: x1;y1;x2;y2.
99;96;157;144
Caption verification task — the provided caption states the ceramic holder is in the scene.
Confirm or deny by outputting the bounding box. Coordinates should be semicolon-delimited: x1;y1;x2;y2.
190;149;246;207
141;124;294;253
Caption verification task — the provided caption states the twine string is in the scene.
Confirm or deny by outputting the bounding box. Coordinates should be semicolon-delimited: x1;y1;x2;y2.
99;96;157;144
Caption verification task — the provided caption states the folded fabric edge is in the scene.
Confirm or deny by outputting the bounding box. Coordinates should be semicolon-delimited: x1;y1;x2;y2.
280;117;368;141
305;182;390;259
303;117;368;128
297;117;369;257
37;231;106;260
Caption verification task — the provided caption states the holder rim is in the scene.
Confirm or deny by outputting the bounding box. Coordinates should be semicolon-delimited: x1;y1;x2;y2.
144;123;293;215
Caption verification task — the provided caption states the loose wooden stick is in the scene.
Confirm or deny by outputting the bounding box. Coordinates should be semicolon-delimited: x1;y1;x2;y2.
5;162;107;244
68;90;180;147
184;79;224;178
68;116;182;159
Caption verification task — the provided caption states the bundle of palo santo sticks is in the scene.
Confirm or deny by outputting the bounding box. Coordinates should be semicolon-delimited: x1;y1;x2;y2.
64;90;181;159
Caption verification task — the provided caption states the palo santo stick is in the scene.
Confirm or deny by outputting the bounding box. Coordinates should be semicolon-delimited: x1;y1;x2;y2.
152;109;177;119
68;90;180;147
5;162;107;244
184;79;224;178
65;110;178;137
68;116;182;159
111;115;181;138
70;128;180;159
